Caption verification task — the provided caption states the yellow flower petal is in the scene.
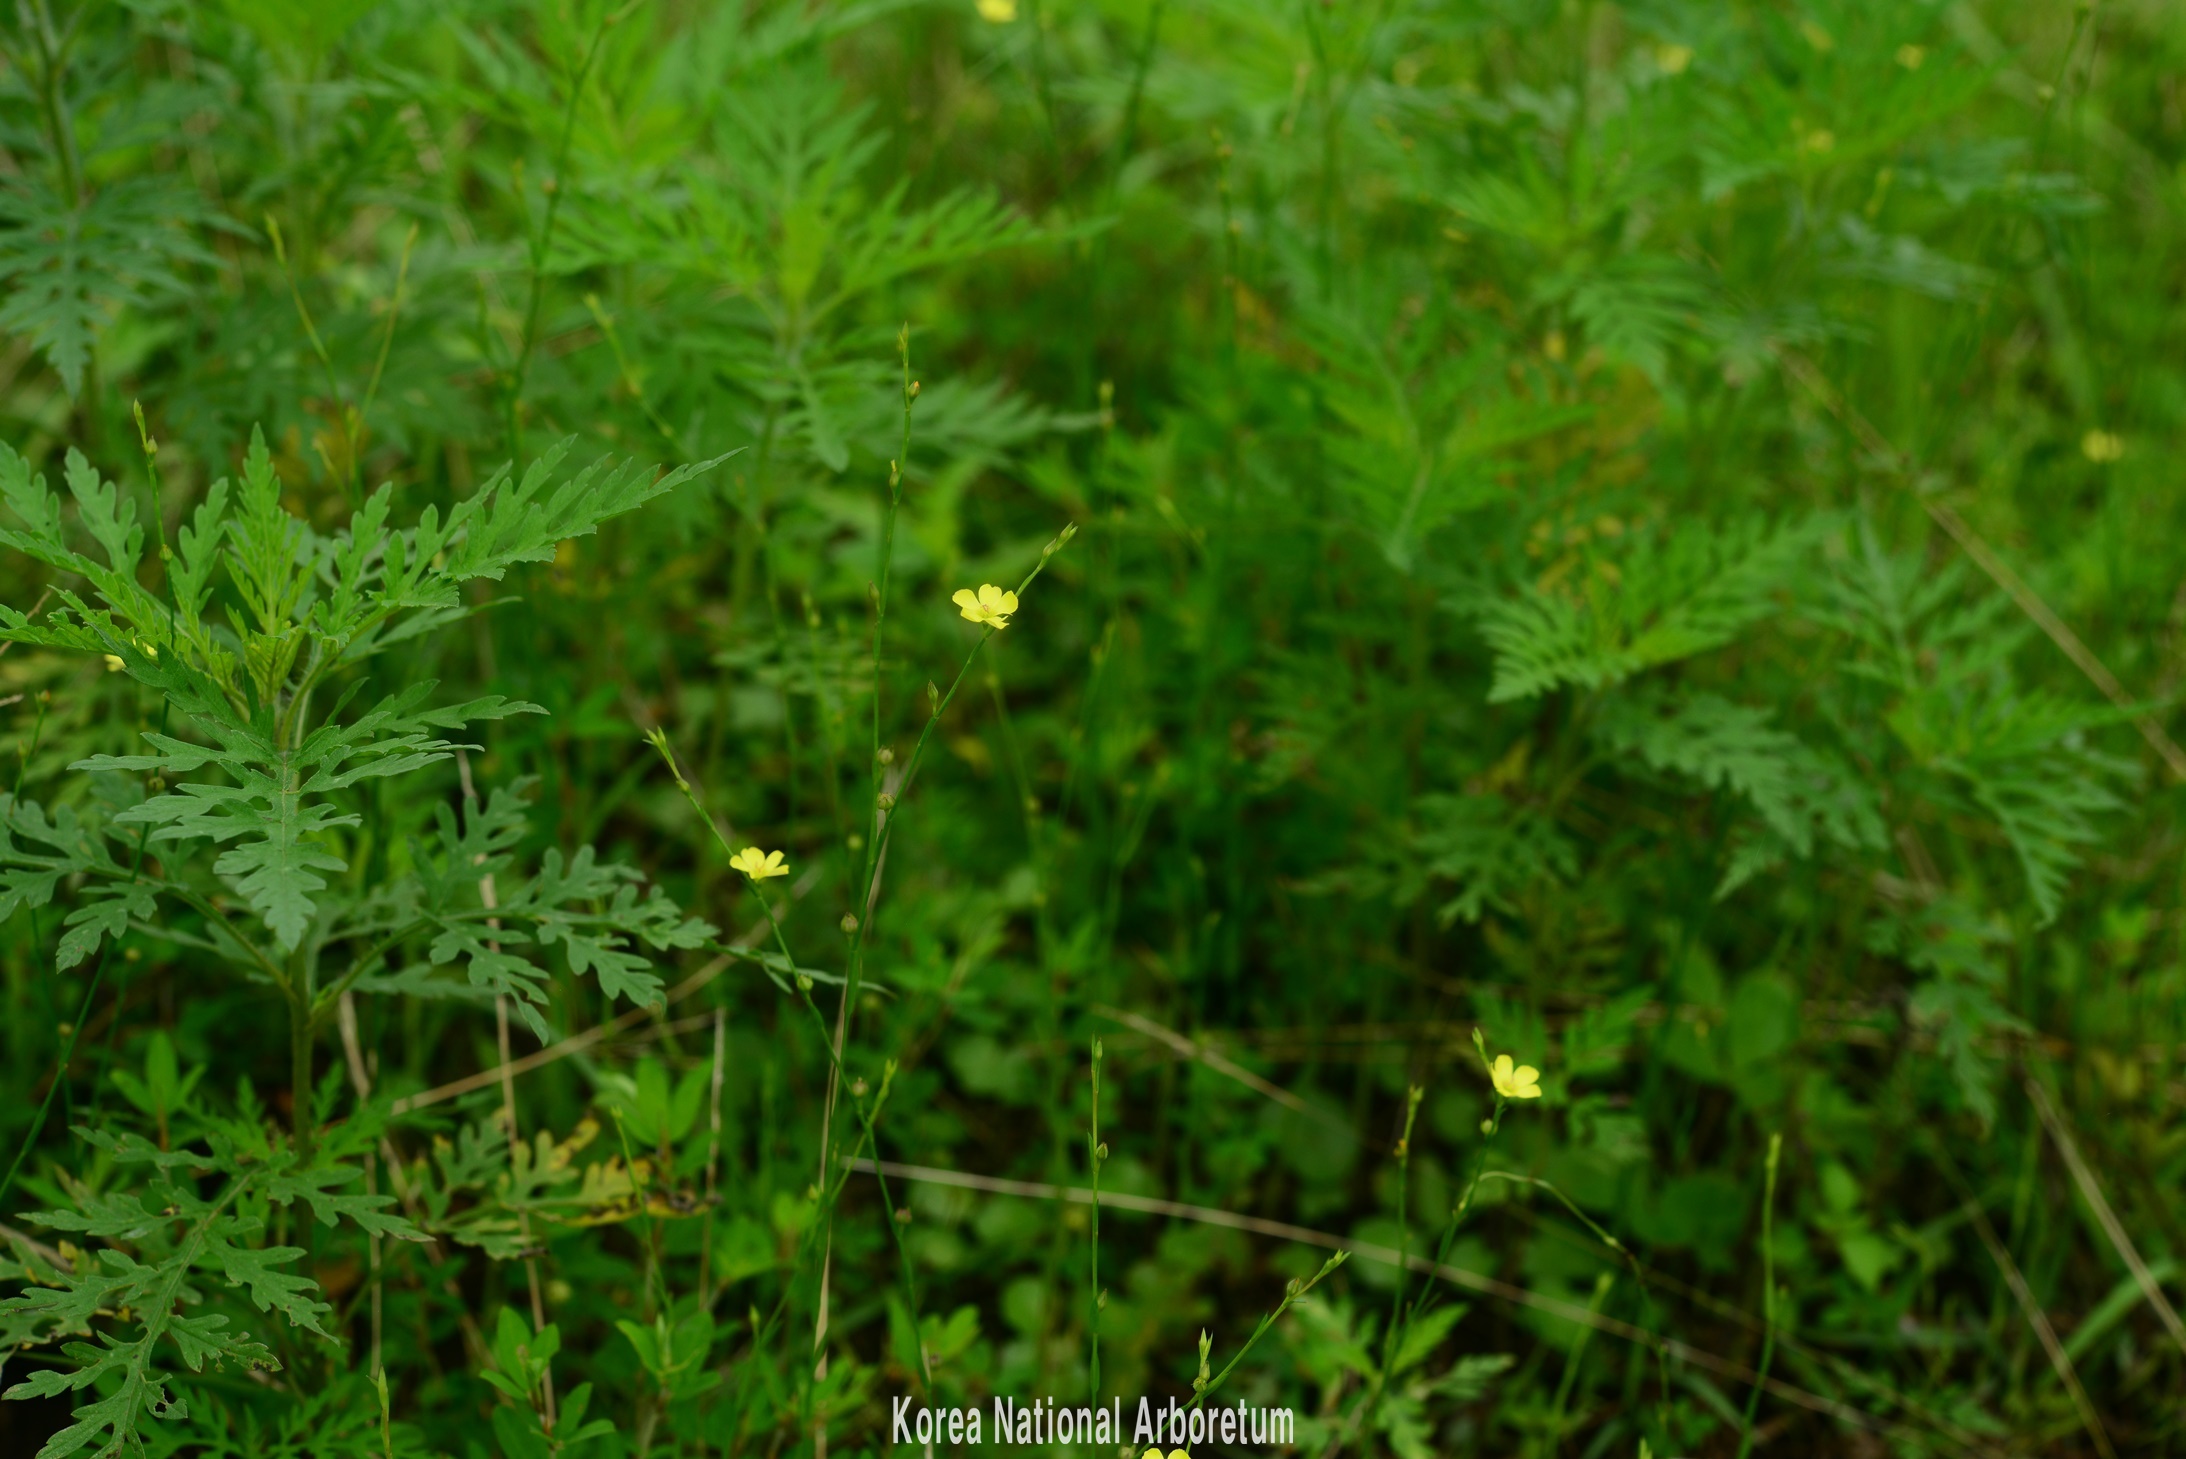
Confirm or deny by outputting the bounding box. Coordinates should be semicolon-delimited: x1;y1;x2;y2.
731;846;789;881
1488;1052;1544;1100
948;582;1013;628
976;0;1017;20
103;654;125;673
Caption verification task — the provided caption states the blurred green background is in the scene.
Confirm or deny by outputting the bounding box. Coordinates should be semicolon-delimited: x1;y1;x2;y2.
4;0;2186;1454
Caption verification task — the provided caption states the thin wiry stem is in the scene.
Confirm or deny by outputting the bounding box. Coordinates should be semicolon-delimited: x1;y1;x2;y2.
503;3;631;462
1734;1134;1784;1459
1086;1037;1106;1402
0;819;157;1206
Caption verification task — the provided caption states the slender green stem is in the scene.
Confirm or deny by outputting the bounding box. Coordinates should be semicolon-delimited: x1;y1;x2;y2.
851;531;1075;936
0;820;157;1207
360;224;418;432
1345;1089;1494;1457
7;692;62;1126
505;4;625;461
1544;1273;1613;1458
1087;1036;1106;1400
27;0;99;438
1390;1096;1503;1363
1189;1250;1349;1410
1463;1171;1671;1435
289;980;317;1161
27;0;85;212
1733;1133;1784;1459
1112;0;1166;189
747;873;931;1397
839;326;918;1017
584;292;681;451
1378;1084;1425;1375
656;713;939;1414
310;914;446;1027
145;878;289;989
265;217;360;506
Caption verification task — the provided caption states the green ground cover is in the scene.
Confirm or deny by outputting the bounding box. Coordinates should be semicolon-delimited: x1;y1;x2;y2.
2;1;2184;1455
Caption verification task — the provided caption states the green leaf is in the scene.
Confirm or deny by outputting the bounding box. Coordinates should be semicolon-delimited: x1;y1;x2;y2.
263;1164;424;1241
1;796;124;923
1427;1352;1514;1403
206;1232;331;1337
0;176;223;396
55;880;158;971
82;679;543;950
428;921;554;1037
221;0;384;66
1391;1300;1466;1375
1594;689;1885;887
1409;792;1577;924
1475;517;1819;702
10;1355;185;1459
407;783;712;1034
435;441;735;586
1960;750;2122;927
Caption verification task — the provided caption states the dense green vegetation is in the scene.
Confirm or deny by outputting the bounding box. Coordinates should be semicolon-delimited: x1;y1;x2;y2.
3;0;2184;1454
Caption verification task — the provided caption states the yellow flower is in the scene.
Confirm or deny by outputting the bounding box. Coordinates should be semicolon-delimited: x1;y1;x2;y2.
103;654;125;673
976;0;1016;20
1490;1054;1542;1101
729;846;788;881
952;583;1018;629
2082;430;2124;463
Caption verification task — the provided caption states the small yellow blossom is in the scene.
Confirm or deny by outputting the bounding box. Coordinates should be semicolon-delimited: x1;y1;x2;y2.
1490;1053;1542;1101
1895;44;1926;70
2082;430;2125;463
103;654;125;673
976;0;1017;21
1654;43;1693;76
729;846;789;881
953;583;1018;629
